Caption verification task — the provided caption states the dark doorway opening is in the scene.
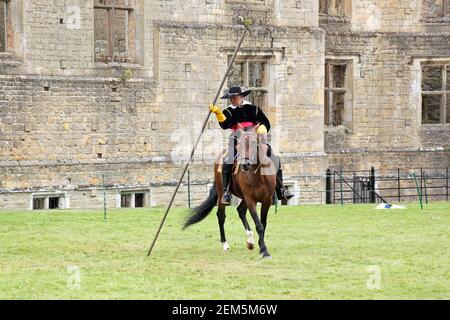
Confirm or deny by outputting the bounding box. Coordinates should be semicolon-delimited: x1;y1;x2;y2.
135;193;145;208
49;197;60;209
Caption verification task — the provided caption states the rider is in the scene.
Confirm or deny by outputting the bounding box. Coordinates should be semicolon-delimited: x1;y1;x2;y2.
210;85;295;205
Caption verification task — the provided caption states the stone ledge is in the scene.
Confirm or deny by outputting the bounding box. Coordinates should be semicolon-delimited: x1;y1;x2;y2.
0;153;330;168
281;152;328;158
0;74;154;85
0;156;171;168
324;30;450;38
2;149;448;169
420;16;450;24
319;14;350;25
0;53;23;67
153;20;324;37
326;147;450;154
94;61;145;70
420;124;450;132
0;179;213;194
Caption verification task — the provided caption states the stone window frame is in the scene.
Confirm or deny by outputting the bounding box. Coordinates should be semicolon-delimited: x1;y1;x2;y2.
94;0;137;64
319;0;352;21
420;61;450;125
117;189;149;208
227;53;272;114
0;0;6;52
225;0;267;5
421;0;450;23
30;193;67;210
421;0;449;17
0;0;25;64
0;0;11;54
324;57;355;130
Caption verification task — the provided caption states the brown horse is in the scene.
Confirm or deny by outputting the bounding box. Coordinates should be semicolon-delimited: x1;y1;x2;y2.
183;124;276;259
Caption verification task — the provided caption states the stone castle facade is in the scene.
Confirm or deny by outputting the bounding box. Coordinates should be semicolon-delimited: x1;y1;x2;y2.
0;0;449;210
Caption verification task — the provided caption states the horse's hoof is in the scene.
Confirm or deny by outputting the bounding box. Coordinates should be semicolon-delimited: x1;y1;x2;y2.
222;242;230;251
246;241;254;251
261;252;272;259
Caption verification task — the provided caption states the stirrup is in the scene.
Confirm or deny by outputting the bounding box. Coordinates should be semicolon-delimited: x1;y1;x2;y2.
221;192;232;205
282;189;294;200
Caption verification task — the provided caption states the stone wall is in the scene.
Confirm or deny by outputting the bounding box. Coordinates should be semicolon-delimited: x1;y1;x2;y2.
322;0;450;177
1;0;449;210
1;1;328;210
324;32;450;151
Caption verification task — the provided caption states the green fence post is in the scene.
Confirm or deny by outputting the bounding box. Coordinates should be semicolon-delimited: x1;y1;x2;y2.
423;171;428;205
187;170;191;209
340;169;344;206
413;173;423;210
102;173;107;220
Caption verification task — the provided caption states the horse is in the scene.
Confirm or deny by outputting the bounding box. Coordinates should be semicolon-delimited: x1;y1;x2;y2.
183;124;276;259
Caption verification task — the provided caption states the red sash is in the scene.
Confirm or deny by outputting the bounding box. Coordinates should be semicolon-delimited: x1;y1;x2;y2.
231;122;255;132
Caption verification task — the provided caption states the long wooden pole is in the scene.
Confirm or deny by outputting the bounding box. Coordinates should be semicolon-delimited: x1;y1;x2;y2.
146;27;250;257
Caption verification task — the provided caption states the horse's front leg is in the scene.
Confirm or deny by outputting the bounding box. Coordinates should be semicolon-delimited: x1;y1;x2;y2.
260;200;272;247
217;205;229;251
237;200;254;250
246;200;271;258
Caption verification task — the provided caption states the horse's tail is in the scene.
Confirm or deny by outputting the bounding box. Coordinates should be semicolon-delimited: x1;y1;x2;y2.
182;183;218;230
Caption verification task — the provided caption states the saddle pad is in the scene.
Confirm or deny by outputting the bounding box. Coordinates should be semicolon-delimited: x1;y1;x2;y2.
233;158;277;176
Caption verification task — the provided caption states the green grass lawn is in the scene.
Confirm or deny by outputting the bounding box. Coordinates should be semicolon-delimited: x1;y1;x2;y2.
0;202;449;300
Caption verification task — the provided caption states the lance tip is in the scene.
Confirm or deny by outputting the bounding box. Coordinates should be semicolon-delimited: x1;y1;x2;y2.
238;16;253;30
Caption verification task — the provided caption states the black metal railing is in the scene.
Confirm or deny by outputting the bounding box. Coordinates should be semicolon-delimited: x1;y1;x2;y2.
326;167;449;204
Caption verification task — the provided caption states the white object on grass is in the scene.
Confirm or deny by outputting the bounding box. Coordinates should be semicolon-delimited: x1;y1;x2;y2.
375;203;406;209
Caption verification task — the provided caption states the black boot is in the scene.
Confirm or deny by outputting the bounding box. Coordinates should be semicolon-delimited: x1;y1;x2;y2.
276;169;294;201
221;163;233;205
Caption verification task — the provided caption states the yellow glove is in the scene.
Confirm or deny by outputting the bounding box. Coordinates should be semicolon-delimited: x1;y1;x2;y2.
209;104;220;114
257;124;268;135
209;104;226;123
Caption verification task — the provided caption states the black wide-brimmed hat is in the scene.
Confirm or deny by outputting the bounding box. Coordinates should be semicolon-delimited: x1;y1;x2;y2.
220;85;252;99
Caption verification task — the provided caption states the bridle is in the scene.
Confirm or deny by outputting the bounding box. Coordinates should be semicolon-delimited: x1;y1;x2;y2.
237;127;259;172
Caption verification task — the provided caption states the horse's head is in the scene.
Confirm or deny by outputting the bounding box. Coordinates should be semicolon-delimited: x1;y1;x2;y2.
236;124;260;171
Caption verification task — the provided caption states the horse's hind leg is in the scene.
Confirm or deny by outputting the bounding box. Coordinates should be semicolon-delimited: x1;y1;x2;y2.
237;201;254;250
217;205;229;251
